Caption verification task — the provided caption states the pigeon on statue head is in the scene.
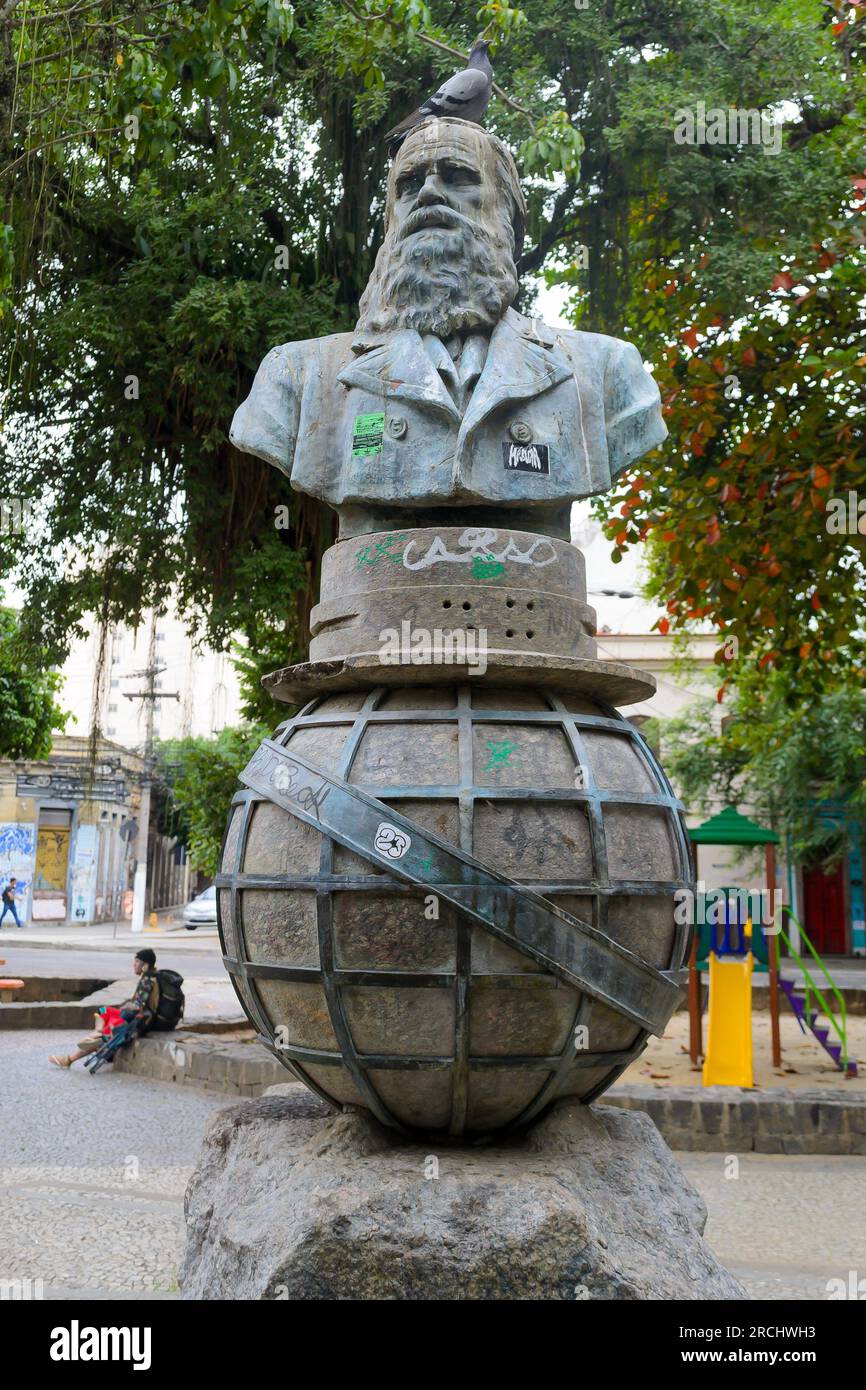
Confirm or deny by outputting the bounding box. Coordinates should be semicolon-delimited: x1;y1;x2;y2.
385;39;494;152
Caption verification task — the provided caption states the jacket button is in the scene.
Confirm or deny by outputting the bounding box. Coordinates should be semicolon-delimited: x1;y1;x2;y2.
509;419;533;443
387;416;408;440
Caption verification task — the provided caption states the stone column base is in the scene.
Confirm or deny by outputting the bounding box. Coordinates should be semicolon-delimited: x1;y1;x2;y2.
265;522;655;706
181;1089;748;1301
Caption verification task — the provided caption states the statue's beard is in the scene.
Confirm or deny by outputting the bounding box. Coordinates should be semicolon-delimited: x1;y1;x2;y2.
356;208;518;338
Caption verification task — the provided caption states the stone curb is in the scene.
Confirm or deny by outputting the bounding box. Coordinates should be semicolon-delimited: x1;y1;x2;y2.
109;1036;866;1151
0;1000;105;1029
0;976;109;1005
112;1031;284;1097
0;1000;249;1032
604;1084;866;1154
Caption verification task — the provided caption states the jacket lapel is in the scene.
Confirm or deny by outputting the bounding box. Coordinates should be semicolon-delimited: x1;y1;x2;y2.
337;310;574;445
337;329;461;424
457;309;574;453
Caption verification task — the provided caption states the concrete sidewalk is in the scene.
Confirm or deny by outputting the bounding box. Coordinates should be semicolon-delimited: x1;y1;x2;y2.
0;919;220;954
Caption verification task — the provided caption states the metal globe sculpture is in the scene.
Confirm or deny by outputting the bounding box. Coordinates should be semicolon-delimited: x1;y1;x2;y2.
218;679;691;1135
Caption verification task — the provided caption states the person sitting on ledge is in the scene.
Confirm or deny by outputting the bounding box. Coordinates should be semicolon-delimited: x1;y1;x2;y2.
49;948;160;1069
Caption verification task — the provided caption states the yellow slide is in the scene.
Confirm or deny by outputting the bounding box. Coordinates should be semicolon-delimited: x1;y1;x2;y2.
702;951;754;1088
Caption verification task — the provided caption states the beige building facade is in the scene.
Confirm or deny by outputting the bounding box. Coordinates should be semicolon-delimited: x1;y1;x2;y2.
0;736;143;925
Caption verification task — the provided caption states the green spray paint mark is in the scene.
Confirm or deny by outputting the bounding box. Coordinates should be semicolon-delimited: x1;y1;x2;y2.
471;552;506;581
484;739;518;772
419;856;433;876
356;533;408;570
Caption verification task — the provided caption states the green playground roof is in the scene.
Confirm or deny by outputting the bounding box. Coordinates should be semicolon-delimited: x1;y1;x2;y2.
688;804;780;846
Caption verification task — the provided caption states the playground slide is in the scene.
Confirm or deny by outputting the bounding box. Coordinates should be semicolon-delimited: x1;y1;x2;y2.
702;951;754;1088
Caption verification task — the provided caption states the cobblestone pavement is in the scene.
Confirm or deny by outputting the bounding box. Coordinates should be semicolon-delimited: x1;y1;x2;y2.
679;1152;866;1300
0;1030;234;1299
2;1030;863;1300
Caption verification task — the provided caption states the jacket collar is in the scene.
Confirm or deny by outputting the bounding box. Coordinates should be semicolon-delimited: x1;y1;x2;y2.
457;309;572;450
338;308;572;442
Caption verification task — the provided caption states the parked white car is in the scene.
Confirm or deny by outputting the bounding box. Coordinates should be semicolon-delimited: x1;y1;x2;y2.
183;885;217;930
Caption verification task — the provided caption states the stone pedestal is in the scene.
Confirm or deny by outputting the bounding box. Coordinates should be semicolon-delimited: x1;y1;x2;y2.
181;1087;748;1301
262;526;655;705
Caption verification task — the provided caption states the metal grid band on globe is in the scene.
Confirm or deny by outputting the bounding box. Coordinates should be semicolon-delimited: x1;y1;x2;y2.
217;688;690;1124
216;685;691;1133
216;787;341;1112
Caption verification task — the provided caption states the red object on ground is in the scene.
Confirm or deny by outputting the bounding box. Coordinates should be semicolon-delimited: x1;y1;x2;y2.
99;1006;126;1035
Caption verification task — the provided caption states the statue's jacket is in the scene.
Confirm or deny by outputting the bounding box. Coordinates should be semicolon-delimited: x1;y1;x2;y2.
230;308;666;518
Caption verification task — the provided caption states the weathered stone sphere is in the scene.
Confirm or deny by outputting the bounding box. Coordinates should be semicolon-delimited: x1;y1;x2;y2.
218;683;690;1135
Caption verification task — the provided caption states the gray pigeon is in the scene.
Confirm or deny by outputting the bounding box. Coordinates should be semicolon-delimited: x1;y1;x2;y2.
385;40;493;148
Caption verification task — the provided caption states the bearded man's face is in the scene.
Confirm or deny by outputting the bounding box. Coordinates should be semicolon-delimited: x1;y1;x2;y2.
355;123;520;338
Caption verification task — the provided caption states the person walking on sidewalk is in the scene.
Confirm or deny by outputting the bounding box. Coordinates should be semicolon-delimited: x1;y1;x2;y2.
49;948;161;1069
0;878;22;928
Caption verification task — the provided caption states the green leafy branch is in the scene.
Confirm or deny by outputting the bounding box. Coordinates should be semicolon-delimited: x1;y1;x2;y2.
335;0;541;133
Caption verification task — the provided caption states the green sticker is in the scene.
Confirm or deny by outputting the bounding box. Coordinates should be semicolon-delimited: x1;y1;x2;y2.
352;411;385;458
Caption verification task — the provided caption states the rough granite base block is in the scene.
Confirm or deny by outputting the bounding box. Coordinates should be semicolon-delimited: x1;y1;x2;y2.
181;1089;747;1301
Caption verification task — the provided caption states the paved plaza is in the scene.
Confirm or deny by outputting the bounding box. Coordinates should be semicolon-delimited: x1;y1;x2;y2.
0;1029;235;1298
1;1027;863;1300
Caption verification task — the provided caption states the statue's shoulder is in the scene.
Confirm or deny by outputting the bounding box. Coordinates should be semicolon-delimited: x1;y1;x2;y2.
231;331;355;468
515;312;664;458
508;310;640;377
255;330;356;381
547;320;642;368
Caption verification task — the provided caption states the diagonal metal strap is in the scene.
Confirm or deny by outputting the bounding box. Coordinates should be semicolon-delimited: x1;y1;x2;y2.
239;739;685;1035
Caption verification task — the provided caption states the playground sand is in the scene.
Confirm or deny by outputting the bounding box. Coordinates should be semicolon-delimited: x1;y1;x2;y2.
617;1008;866;1092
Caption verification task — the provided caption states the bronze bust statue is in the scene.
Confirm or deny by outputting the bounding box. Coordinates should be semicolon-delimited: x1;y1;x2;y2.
230;117;666;539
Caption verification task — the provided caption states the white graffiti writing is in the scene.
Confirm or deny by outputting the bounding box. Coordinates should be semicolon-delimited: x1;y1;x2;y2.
507;444;544;470
268;755;332;819
402;527;557;572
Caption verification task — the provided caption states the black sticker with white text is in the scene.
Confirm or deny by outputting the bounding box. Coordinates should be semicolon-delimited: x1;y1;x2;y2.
502;442;550;474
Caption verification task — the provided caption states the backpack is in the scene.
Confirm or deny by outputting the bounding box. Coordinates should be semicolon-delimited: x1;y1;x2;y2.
150;969;185;1032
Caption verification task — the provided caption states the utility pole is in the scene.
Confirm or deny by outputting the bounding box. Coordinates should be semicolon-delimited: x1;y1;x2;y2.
122;614;179;933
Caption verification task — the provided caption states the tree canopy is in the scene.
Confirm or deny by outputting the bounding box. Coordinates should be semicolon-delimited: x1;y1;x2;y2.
0;0;863;717
0;602;69;758
647;670;866;867
154;723;267;874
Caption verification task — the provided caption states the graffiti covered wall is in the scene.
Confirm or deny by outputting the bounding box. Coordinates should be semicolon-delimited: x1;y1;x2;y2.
70;823;98;923
0;822;36;916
